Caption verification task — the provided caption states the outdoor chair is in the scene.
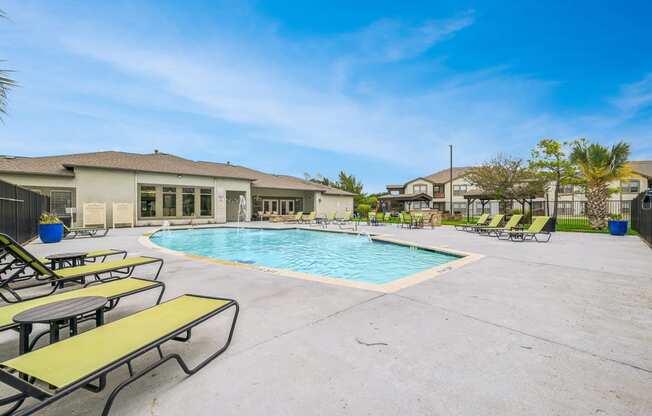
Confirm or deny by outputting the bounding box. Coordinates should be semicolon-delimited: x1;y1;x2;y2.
64;225;109;239
400;212;413;228
302;212;316;224
470;214;505;233
482;214;523;236
454;213;489;231
0;277;165;348
0;294;238;416
497;216;551;242
0;234;163;303
284;212;303;223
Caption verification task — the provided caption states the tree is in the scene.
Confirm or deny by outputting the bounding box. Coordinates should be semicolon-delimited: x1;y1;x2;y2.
466;154;545;215
0;10;16;119
529;139;578;218
336;171;364;195
569;139;630;229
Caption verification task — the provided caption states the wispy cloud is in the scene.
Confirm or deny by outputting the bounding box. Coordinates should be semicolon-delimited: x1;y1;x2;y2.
2;2;651;191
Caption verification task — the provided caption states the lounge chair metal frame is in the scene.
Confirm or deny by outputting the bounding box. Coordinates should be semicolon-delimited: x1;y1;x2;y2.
0;278;166;354
454;213;489;231
0;294;238;416
0;234;163;303
496;216;552;242
64;226;109;239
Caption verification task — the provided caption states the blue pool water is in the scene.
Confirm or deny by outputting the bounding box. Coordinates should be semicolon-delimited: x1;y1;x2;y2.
151;228;461;284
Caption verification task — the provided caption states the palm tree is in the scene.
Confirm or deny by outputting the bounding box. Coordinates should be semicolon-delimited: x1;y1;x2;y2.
0;9;16;119
569;139;630;229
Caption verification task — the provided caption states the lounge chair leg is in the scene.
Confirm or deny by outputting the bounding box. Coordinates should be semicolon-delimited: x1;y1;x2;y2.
0;392;27;415
102;302;238;416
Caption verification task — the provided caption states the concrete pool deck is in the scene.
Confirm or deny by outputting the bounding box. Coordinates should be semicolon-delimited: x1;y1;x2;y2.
2;223;651;415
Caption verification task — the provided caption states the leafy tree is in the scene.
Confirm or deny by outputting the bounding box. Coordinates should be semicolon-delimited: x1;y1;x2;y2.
529;139;578;218
466;154;545;215
0;10;16;119
569;139;630;229
337;171;364;195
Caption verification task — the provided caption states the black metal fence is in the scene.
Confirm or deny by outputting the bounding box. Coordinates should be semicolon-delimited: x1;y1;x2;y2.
631;191;652;246
0;180;50;243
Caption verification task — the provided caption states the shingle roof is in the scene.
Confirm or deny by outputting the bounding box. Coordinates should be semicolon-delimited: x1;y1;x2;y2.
423;167;473;183
0;151;355;195
630;161;652;178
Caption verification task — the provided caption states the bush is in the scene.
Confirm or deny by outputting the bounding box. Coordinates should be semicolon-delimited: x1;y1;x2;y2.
511;208;522;215
356;204;371;217
39;212;61;224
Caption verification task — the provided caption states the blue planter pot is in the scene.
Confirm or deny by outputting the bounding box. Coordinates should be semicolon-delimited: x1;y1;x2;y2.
608;220;628;236
39;223;64;243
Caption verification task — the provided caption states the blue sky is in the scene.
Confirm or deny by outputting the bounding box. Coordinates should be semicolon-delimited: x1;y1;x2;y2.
1;1;652;192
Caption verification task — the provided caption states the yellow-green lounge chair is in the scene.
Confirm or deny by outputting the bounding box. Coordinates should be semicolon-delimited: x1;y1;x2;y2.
413;213;425;229
302;212;316;224
497;216;551;242
284;212;304;223
455;213;489;231
471;214;505;233
373;212;384;225
336;212;353;228
0;277;165;352
0;233;163;303
325;212;337;224
0;294;238;416
483;214;523;236
400;212;413;228
64;224;109;238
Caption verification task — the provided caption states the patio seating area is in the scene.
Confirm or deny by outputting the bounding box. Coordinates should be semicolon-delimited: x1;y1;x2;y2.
0;223;648;415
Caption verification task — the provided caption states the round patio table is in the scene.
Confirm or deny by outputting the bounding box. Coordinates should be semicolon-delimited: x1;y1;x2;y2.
13;296;108;355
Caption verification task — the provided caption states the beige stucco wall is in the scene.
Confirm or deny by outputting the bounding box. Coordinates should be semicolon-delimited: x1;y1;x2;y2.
0;173;76;189
315;193;354;217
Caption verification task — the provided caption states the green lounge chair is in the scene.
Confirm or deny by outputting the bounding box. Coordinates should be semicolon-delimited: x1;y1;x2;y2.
302;212;316;224
0;277;165;352
374;212;384;225
413;213;424;229
284;212;304;223
0;233;163;303
384;212;392;223
326;212;337;224
0;294;238;416
400;212;413;228
454;213;489;231
64;224;109;238
471;214;505;233
497;216;551;242
482;214;523;236
336;212;353;228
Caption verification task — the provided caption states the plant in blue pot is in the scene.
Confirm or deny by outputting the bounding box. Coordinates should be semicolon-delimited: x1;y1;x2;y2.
38;213;64;243
607;214;628;236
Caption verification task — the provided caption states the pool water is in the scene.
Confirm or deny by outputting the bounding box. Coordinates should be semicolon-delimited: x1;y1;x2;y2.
151;228;461;284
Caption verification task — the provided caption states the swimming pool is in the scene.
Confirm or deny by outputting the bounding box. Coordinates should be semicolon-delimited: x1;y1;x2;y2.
150;228;462;284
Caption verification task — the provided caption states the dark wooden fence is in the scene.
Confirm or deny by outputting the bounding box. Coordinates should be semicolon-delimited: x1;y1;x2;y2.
631;191;652;246
0;180;50;243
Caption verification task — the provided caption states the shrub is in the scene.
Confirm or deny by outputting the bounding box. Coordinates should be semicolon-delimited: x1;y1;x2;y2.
39;212;62;224
356;204;371;217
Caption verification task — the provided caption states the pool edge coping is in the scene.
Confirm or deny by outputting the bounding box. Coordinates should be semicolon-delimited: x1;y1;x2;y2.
140;225;484;293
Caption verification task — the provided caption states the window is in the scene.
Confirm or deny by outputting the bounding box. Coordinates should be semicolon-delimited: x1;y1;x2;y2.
559;184;573;194
453;202;467;213
390;190;399;195
200;188;213;216
182;187;196;216
622;180;640;193
413;184;427;194
50;190;73;216
574;185;585;194
162;187;177;217
140;186;156;217
453;184;468;196
410;201;429;210
558;201;573;215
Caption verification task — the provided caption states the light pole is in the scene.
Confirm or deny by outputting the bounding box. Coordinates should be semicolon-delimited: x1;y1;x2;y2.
449;144;453;215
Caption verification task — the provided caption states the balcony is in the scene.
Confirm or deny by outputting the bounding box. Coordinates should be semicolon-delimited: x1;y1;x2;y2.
433;192;445;198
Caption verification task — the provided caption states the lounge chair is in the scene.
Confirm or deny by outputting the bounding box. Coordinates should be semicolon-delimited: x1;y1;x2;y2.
0;233;163;303
373;212;384;225
497;216;551;242
64;224;109;238
302;212;316;224
454;213;489;231
284;212;304;224
413;213;424;229
336;212;353;228
325;212;337;224
0;277;165;350
482;214;523;236
470;214;505;233
0;294;238;416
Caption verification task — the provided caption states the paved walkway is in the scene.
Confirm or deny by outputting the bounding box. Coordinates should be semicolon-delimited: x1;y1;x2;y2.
3;224;651;415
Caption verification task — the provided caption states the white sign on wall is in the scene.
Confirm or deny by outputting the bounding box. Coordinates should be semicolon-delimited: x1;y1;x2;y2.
112;202;134;228
83;203;107;228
